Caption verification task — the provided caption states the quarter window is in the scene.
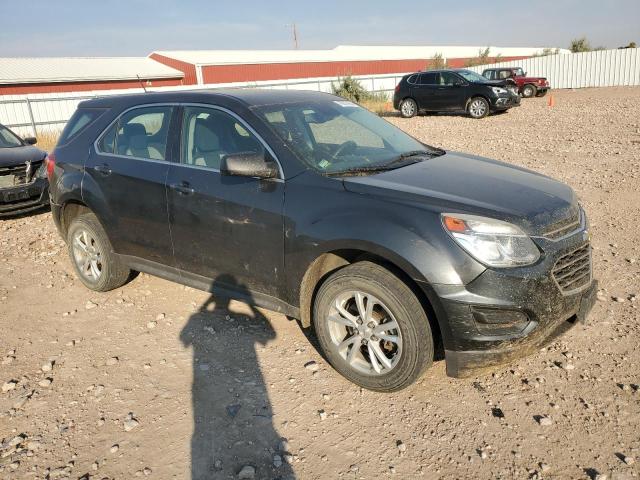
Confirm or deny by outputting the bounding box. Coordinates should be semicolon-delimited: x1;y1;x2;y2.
181;106;264;170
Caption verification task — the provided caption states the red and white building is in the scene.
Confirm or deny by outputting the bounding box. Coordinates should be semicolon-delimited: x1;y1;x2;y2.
149;45;560;86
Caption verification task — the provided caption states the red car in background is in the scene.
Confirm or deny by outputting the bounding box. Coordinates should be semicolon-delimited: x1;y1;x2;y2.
482;67;550;98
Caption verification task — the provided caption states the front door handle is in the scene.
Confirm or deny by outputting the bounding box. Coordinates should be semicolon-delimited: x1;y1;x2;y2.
94;164;112;176
169;182;195;196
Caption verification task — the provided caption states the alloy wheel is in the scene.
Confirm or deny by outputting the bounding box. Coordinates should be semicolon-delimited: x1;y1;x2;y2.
401;100;416;117
72;229;103;281
326;290;402;376
469;99;488;118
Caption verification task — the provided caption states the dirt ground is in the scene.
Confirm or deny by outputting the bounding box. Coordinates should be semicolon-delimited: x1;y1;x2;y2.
1;87;639;480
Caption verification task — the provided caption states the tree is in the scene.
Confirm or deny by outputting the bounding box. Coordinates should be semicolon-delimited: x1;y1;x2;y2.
463;47;491;67
570;37;592;53
426;52;447;70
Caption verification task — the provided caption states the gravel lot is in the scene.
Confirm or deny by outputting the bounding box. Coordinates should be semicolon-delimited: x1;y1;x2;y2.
1;87;639;480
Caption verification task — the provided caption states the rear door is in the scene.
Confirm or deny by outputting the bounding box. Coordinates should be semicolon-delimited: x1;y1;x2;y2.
86;105;176;265
411;72;439;110
166;105;285;296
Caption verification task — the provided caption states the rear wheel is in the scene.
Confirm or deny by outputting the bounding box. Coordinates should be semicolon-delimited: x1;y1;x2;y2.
467;97;490;119
522;84;537;98
399;98;418;118
313;261;433;392
67;213;130;292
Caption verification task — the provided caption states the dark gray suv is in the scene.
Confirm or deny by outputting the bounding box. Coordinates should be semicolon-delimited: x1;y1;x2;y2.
47;89;596;391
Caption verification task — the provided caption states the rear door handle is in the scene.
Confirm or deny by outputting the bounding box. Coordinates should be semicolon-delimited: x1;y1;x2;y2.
169;182;195;195
94;164;112;176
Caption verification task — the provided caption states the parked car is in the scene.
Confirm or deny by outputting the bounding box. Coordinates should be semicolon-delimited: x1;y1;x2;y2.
482;67;550;98
48;90;596;391
0;124;49;217
393;69;521;119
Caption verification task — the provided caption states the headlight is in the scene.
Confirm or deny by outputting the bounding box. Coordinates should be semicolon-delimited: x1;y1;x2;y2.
35;160;48;179
491;87;507;95
442;213;540;267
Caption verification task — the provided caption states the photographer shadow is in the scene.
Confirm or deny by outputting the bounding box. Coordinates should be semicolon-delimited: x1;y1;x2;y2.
180;274;295;479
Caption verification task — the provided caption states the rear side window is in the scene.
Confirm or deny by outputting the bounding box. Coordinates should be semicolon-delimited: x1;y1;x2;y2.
58;108;105;145
97;106;174;160
417;73;438;85
406;74;418;84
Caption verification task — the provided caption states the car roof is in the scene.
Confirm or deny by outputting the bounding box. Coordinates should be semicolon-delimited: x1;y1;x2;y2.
79;88;339;109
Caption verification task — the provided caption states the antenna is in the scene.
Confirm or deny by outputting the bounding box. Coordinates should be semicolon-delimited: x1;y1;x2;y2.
284;23;299;49
136;75;148;93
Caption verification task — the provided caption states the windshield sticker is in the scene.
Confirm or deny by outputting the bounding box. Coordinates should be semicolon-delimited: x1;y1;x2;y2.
333;100;359;108
318;159;331;169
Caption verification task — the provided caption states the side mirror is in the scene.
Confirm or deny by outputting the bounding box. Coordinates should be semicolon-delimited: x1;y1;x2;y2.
220;151;278;179
24;137;37;145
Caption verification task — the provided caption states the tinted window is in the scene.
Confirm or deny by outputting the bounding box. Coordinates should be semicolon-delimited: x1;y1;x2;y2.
418;73;438;85
58;109;104;145
108;106;174;160
483;70;495;80
406;74;418;84
440;72;462;85
181;106;264;170
0;125;23;148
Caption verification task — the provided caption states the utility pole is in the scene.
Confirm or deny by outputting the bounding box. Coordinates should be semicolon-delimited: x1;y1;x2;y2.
285;23;299;49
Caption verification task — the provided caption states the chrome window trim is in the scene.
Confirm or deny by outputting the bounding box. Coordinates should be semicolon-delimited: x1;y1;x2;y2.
93;102;285;181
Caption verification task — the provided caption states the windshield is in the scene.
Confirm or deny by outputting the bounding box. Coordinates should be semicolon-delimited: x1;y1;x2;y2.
0;126;24;148
456;70;490;83
253;99;442;175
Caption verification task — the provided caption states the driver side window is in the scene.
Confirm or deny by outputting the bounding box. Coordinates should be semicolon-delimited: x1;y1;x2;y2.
181;106;264;170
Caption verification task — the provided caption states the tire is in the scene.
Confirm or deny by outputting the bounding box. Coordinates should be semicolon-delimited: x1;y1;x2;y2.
522;84;537;98
536;90;548;97
313;261;433;392
399;98;418;118
67;212;130;292
467;97;490;119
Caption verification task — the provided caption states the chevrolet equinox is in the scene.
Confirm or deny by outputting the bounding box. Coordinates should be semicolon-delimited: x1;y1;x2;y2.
47;90;596;392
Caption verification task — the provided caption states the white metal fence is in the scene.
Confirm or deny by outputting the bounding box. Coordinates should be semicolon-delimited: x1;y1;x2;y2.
0;73;405;138
468;48;640;89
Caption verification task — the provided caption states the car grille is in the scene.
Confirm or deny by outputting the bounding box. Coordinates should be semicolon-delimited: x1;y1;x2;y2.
544;210;581;240
0;160;42;189
552;243;592;294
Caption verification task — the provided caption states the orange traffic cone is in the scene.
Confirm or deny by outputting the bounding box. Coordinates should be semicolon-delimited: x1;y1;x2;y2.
548;94;555;107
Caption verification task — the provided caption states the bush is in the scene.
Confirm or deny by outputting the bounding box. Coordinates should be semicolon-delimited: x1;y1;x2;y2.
570;37;592;53
331;76;391;115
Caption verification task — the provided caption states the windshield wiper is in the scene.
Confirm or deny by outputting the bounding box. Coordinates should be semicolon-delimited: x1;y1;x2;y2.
325;149;444;177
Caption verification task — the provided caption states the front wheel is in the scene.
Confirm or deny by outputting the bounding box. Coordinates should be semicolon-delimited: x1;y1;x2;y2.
313;261;433;392
399;98;418;118
467;97;490;119
522;84;537;98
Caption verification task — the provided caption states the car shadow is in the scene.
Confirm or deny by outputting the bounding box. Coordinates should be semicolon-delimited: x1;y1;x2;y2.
179;274;295;480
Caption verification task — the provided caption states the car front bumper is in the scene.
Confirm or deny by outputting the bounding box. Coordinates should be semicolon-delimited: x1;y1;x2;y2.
421;227;596;377
0;177;49;217
491;93;521;110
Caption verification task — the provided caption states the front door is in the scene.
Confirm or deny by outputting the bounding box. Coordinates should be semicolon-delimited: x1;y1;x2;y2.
435;72;467;111
166;105;285;297
85;105;176;265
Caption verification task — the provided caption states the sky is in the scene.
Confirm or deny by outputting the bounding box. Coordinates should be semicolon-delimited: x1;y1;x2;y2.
1;0;638;57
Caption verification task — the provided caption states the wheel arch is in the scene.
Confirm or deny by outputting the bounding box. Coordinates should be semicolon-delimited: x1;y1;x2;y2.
298;247;443;353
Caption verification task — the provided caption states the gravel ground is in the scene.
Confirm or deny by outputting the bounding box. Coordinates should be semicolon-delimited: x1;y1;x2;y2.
1;87;639;480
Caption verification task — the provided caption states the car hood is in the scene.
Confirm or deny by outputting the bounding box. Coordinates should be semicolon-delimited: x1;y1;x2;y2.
0;145;47;168
341;151;578;234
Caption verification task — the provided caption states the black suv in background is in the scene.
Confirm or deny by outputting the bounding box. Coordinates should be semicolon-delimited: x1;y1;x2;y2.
48;89;595;392
393;69;520;119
